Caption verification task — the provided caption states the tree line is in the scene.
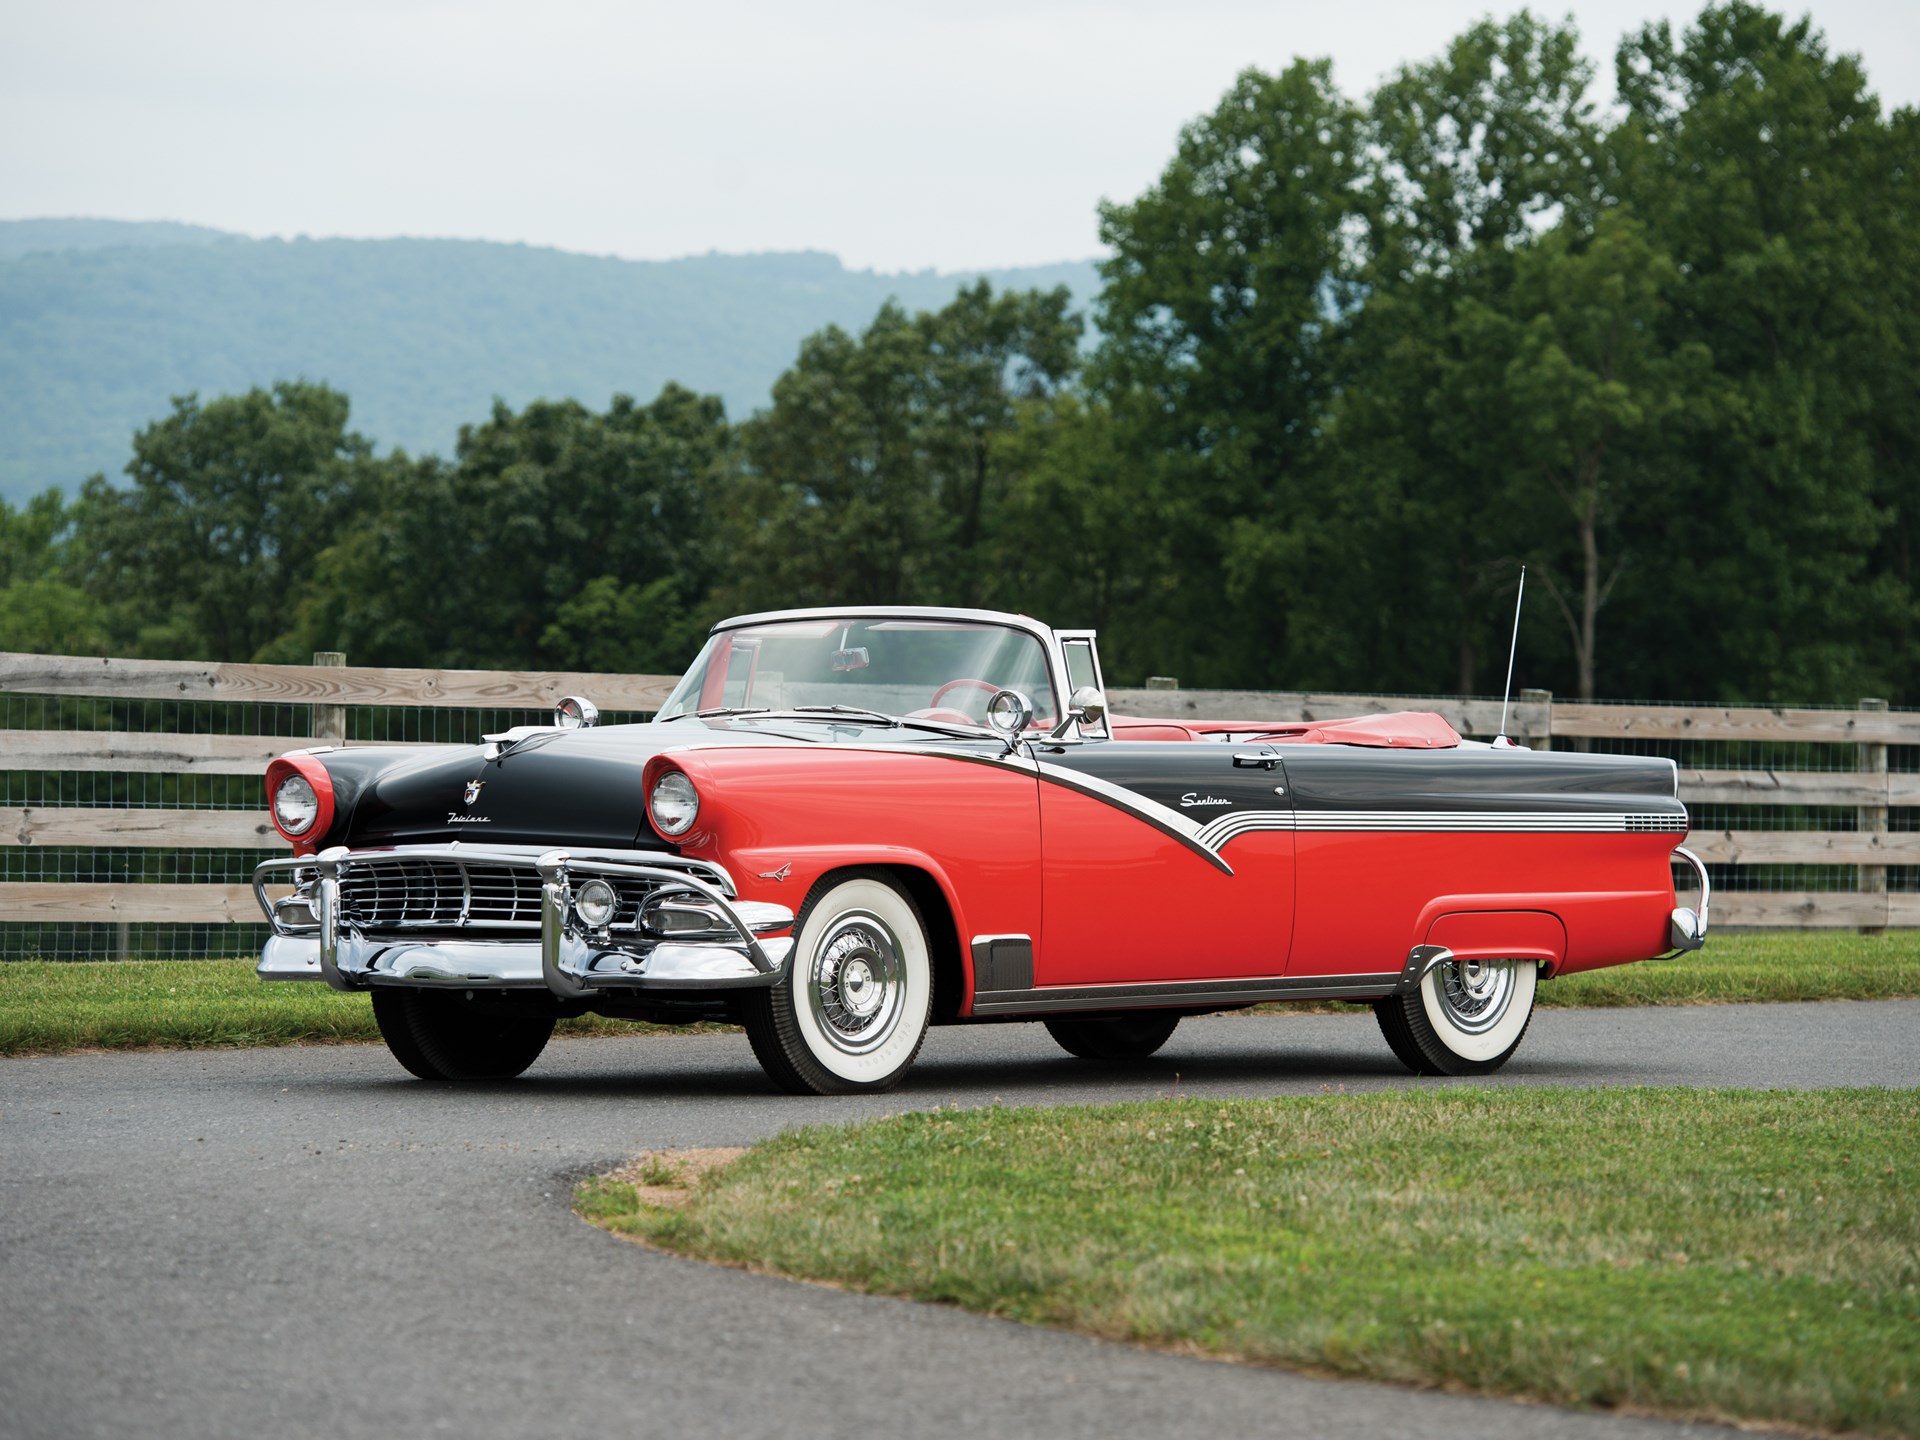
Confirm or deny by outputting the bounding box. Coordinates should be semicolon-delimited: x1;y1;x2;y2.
2;3;1914;703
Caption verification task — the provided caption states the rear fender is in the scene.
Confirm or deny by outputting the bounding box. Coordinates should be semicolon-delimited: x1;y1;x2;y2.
1423;909;1568;973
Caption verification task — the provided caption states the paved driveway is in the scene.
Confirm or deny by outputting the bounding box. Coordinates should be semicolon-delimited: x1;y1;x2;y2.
5;1000;1915;1440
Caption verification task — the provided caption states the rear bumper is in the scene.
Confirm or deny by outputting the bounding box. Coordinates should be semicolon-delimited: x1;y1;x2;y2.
255;847;794;996
1667;844;1710;951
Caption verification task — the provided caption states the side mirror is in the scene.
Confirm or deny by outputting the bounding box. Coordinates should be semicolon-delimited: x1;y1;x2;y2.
1049;686;1108;739
985;689;1034;737
1070;686;1106;730
555;696;600;729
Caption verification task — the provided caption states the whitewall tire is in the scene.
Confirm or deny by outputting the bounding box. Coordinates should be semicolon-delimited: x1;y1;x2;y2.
1374;957;1537;1076
741;872;932;1094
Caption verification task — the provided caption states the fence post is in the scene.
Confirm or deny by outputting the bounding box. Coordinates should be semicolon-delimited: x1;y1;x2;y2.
1521;688;1553;751
312;652;346;744
1858;697;1888;935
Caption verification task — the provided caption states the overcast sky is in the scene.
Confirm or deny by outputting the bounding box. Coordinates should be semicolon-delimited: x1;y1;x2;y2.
3;0;1913;273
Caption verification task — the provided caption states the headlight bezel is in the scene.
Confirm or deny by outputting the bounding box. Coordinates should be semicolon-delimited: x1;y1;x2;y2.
264;755;335;851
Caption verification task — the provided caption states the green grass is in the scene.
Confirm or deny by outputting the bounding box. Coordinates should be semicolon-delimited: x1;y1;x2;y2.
0;960;729;1056
1539;930;1920;1007
4;930;1916;1056
580;1088;1920;1437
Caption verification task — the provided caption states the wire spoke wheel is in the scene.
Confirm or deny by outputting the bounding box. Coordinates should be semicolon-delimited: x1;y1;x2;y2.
807;913;906;1056
1433;958;1519;1036
1374;956;1537;1076
742;871;932;1095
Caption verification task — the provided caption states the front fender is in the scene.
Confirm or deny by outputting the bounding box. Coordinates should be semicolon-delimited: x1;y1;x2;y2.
720;841;972;942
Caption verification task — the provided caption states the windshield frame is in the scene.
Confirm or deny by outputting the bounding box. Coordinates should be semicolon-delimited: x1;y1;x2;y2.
654;607;1067;732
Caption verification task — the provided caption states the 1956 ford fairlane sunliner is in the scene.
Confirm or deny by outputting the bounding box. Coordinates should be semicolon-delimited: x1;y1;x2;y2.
253;607;1707;1092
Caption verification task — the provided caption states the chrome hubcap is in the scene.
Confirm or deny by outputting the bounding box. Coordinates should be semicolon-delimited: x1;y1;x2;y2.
807;913;904;1055
1434;958;1517;1035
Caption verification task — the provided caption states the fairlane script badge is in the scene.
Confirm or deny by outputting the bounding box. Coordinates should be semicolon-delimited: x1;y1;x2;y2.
1180;793;1232;808
464;779;485;806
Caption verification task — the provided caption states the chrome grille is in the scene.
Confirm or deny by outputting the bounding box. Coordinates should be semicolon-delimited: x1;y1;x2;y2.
335;856;717;933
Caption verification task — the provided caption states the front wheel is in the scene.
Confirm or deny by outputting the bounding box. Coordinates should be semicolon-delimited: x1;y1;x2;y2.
370;989;555;1081
1374;957;1537;1076
1044;1012;1180;1061
741;872;932;1095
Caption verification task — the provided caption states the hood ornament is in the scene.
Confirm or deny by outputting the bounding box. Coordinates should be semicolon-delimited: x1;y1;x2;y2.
463;779;485;806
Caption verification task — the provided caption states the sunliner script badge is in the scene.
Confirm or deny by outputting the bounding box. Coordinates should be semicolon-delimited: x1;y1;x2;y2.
1180;793;1232;808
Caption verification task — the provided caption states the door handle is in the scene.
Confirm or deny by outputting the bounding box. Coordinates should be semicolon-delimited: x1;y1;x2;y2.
1232;752;1279;770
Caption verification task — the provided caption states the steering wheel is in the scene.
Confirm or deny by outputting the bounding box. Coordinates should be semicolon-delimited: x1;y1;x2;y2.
929;677;1000;712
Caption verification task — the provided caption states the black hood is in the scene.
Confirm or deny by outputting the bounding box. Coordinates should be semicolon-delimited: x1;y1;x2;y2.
333;721;798;850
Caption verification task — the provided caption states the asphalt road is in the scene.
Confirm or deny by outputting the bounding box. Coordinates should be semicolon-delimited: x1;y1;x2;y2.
4;999;1916;1440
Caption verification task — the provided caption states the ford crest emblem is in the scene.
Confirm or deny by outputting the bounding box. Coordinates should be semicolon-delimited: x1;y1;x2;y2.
463;779;484;806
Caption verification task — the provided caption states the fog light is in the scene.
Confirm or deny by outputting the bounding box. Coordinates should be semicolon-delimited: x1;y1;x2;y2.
575;879;618;929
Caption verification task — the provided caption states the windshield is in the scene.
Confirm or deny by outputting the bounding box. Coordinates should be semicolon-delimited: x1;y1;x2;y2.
656;618;1058;729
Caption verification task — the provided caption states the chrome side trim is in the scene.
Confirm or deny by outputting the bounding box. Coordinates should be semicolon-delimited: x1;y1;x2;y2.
1026;758;1230;875
970;970;1402;1015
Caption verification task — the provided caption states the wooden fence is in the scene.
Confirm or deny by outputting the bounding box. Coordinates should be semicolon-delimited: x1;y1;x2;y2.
2;650;1914;946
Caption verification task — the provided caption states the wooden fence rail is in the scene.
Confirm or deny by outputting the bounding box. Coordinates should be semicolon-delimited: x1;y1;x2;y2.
3;650;1912;940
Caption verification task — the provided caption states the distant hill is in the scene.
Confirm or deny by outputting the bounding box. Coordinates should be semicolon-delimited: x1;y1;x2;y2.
0;220;1102;502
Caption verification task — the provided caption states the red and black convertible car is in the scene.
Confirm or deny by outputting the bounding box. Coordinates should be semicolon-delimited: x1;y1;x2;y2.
254;607;1707;1092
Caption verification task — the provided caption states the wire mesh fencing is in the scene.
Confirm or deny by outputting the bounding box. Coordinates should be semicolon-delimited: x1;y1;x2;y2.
2;652;1912;960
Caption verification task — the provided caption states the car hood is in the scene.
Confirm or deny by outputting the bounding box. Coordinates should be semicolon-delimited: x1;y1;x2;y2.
336;721;803;850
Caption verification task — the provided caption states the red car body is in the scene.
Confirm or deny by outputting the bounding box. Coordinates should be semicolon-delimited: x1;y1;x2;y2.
255;607;1706;1091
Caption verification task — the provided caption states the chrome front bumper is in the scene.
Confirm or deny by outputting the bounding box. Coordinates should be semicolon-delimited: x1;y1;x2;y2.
255;847;794;996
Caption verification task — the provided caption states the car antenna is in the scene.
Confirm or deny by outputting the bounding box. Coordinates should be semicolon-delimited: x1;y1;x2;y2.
1493;566;1526;749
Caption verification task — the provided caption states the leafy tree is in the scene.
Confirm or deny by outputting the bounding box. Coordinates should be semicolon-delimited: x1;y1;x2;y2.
1465;214;1716;699
1610;1;1908;699
1326;14;1609;694
1093;59;1368;685
725;282;1080;612
290;384;732;673
70;383;374;661
0;488;109;653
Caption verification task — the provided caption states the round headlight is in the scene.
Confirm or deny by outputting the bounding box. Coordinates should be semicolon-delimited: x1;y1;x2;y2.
273;773;320;836
649;770;700;836
575;878;618;929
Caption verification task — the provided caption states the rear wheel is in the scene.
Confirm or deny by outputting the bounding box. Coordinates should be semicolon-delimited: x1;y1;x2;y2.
1374;957;1537;1076
370;989;554;1081
741;872;932;1095
1044;1012;1181;1061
